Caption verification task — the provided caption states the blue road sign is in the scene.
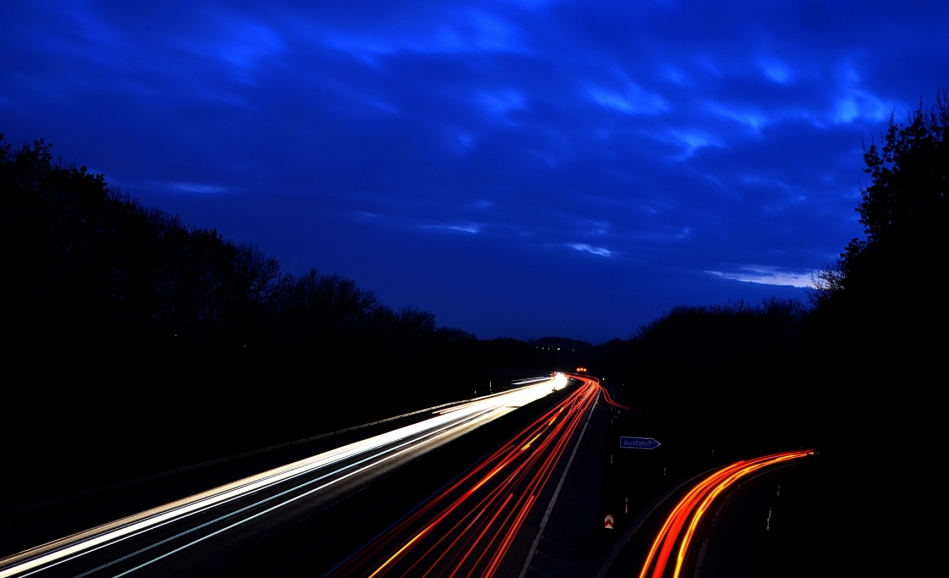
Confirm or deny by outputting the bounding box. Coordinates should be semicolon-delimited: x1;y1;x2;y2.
619;436;661;450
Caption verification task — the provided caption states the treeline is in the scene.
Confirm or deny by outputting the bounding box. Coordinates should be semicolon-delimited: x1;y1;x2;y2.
1;135;469;355
0;135;564;507
806;93;946;569
584;298;815;453
810;89;949;364
581;91;946;574
590;91;946;446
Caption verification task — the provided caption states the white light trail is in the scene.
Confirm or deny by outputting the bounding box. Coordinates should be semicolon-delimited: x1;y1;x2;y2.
0;379;565;578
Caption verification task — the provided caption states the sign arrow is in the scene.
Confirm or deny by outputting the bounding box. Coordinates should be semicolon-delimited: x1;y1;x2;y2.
619;436;661;450
604;514;614;530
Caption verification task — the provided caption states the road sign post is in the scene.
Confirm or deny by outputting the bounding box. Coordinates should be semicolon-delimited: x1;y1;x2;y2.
619;436;661;450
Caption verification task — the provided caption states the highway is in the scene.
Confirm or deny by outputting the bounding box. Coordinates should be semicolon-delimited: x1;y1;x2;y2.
331;376;601;578
0;376;574;578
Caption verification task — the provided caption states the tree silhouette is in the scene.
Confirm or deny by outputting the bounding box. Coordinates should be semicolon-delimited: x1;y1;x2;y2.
811;89;948;307
857;89;948;243
1;134;499;509
803;90;948;576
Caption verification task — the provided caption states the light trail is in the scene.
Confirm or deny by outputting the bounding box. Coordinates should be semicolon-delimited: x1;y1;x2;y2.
638;449;813;578
599;385;629;410
333;376;601;578
0;379;566;578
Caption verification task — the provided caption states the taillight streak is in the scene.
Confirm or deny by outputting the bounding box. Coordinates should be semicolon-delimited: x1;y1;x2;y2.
639;449;813;578
599;385;629;410
336;379;600;578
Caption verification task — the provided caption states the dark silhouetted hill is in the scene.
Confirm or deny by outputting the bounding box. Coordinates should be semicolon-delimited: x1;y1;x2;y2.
529;336;593;353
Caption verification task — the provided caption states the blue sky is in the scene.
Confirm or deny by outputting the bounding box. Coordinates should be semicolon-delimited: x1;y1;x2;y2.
2;0;947;342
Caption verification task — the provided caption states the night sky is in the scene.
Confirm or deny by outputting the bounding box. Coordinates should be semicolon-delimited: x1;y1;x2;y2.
2;1;947;343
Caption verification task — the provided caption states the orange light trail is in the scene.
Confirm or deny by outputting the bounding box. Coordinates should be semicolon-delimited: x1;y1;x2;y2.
599;385;629;410
333;377;601;578
638;449;813;578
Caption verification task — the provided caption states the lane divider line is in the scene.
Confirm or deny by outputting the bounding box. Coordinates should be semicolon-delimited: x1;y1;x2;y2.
518;384;600;578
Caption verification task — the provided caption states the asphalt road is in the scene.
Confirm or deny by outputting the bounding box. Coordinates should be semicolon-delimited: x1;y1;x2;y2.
3;378;827;578
0;378;573;578
328;377;601;578
519;383;613;578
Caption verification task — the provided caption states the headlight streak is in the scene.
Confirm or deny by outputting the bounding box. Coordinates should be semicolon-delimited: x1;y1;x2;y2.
552;373;568;389
0;381;564;578
11;405;503;578
638;450;813;578
334;377;601;578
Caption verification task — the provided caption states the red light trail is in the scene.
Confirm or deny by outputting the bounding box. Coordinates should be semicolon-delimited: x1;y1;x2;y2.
333;377;601;578
638;449;813;578
599;385;629;410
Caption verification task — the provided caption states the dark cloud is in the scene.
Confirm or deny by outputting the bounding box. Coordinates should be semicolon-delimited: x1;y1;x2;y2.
3;0;947;342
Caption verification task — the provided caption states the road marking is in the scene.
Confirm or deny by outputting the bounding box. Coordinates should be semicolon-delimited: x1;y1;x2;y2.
517;384;599;578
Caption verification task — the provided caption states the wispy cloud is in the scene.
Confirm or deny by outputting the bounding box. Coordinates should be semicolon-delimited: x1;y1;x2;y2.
569;243;613;257
669;130;721;158
426;224;481;233
828;62;892;125
478;88;526;117
759;59;793;84
170;183;230;194
320;9;526;60
5;0;947;342
708;102;770;132
832;90;889;125
706;266;814;288
587;83;667;116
